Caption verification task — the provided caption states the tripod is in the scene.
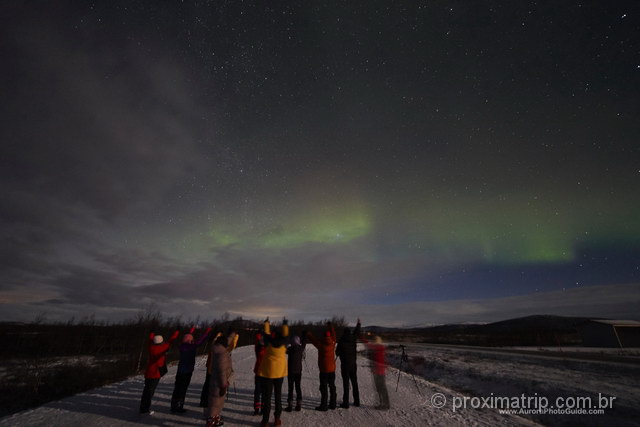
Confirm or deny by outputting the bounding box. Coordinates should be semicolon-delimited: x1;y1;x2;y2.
395;345;422;396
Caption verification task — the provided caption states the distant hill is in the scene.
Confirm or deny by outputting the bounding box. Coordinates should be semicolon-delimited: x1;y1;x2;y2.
364;315;602;346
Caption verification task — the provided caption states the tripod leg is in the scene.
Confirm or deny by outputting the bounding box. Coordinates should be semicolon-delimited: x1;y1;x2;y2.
395;353;403;392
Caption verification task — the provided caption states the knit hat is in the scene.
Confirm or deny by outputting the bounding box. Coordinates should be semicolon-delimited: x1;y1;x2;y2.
153;335;164;344
183;334;194;344
324;330;332;337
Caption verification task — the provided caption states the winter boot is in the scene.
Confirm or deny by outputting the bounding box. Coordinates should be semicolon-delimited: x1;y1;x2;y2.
284;400;293;412
207;415;224;426
339;402;349;409
274;418;282;426
315;405;328;412
295;401;301;411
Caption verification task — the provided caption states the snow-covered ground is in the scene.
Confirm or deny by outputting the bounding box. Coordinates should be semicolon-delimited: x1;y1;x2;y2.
385;343;640;426
0;345;539;426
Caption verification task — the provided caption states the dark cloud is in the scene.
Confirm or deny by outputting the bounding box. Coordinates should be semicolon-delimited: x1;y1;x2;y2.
1;1;638;324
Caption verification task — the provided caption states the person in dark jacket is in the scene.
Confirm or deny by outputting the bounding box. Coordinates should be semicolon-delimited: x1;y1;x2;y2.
139;330;180;414
335;318;361;408
284;335;305;412
306;322;337;411
253;332;266;415
171;326;211;413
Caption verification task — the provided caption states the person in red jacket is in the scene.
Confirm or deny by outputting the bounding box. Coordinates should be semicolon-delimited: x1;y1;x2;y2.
363;335;390;410
306;322;337;411
253;332;266;415
139;330;180;414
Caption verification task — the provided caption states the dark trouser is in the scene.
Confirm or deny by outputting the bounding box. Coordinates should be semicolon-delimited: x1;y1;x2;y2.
200;374;210;407
260;377;283;423
171;372;193;410
341;366;359;405
287;373;302;405
140;378;160;413
254;375;262;410
318;372;336;409
374;374;390;408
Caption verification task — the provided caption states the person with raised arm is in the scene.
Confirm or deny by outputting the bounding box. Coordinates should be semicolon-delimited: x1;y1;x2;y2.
139;329;180;415
206;332;236;427
253;331;267;415
201;330;238;412
336;318;361;408
171;325;212;413
257;317;289;427
305;321;337;411
284;334;305;412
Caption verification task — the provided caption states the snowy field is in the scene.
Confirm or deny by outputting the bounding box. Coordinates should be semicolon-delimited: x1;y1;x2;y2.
0;345;539;426
385;343;640;426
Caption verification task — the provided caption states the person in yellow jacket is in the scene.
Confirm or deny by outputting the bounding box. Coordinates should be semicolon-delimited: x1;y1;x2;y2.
257;318;289;427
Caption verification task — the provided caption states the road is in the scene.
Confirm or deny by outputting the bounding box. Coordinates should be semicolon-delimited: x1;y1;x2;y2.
0;345;538;426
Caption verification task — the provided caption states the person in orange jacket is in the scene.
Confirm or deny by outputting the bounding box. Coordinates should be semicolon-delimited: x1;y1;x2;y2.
306;322;337;411
139;329;180;414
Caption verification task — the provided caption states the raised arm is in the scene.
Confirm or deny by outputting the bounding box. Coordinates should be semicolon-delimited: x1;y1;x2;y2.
354;318;361;339
196;327;212;346
305;330;321;348
227;331;239;352
167;330;180;344
263;319;271;336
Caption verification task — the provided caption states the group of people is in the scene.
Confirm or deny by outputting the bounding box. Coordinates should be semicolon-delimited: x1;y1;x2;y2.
139;318;390;427
139;326;238;426
252;318;390;427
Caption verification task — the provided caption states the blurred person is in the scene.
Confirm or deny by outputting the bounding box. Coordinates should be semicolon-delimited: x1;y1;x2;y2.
363;335;390;410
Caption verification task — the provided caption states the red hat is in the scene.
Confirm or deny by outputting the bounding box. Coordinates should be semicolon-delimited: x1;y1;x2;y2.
325;331;331;337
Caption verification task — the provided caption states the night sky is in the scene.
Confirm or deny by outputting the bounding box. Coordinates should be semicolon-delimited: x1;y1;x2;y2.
1;1;639;325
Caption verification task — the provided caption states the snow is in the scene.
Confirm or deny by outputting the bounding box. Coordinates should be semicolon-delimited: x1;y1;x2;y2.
0;345;537;426
384;343;640;426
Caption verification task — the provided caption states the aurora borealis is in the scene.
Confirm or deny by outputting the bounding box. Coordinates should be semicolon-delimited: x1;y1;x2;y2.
1;1;639;325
